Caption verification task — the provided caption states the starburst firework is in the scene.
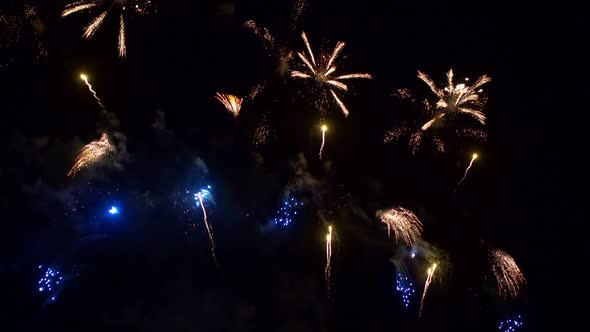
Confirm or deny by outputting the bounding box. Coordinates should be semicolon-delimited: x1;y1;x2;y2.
61;0;155;58
215;93;243;118
68;133;113;177
417;69;491;131
291;32;372;117
489;248;526;299
377;207;423;246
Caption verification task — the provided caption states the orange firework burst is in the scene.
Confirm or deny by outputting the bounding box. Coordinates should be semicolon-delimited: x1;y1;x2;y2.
377;207;423;246
215;93;243;118
417;69;491;131
61;0;155;58
67;133;113;177
291;32;372;117
489;248;526;299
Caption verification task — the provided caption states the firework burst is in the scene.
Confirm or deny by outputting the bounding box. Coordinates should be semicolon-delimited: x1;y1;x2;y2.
417;69;491;131
377;207;423;246
291;32;372;117
194;186;219;270
489;248;526;299
215;93;243;118
61;0;155;58
68;133;113;177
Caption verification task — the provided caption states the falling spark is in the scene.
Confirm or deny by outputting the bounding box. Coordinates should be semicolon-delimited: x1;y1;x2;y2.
419;262;437;317
291;32;371;117
67;133;113;177
194;187;219;270
417;69;491;131
253;114;270;147
1;4;47;65
62;1;155;59
489;248;526;299
80;73;105;109
325;225;333;295
215;93;243;117
319;124;327;160
456;153;478;189
377;207;423;246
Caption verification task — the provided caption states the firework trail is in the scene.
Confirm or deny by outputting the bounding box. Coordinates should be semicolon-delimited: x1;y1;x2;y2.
325;225;333;295
215;93;243;118
319;124;327;160
61;0;155;58
489;248;526;299
68;133;113;177
419;262;437;317
417;69;491;131
194;187;219;270
456;153;478;191
291;32;372;117
377;207;423;246
79;73;105;109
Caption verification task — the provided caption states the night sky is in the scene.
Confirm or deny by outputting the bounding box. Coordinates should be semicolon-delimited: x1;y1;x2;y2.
0;0;581;331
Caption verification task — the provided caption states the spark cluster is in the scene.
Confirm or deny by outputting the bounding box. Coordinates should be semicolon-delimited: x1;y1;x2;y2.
37;265;63;303
62;0;155;58
396;272;415;307
215;93;243;118
377;207;423;246
489;248;526;299
252;114;270;147
498;315;523;332
291;32;372;117
0;3;46;66
417;69;491;131
272;195;303;226
68;133;114;177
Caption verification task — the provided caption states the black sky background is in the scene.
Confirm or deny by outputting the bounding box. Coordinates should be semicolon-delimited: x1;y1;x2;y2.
0;0;583;331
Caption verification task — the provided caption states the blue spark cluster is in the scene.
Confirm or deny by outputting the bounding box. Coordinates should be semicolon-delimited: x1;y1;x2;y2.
194;185;213;206
108;206;119;215
498;315;523;332
37;265;63;302
272;196;302;226
395;272;415;307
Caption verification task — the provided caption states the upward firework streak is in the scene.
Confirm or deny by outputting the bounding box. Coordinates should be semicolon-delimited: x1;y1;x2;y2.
325;225;333;295
67;133;113;177
418;69;491;131
489;248;526;299
456;153;478;189
377;207;423;246
194;187;219;270
319;124;327;160
291;32;372;117
80;73;105;109
61;1;154;58
215;93;243;117
419;262;437;317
